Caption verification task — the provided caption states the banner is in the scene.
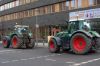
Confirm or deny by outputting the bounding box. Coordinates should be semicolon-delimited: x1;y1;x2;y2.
69;8;100;21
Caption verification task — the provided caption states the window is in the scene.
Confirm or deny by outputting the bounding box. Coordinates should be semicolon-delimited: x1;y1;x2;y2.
71;0;75;9
19;0;26;5
81;0;89;8
25;0;31;4
54;4;60;12
78;0;82;8
9;2;13;8
59;2;66;11
35;8;39;16
97;0;100;5
4;4;8;10
16;0;20;6
89;0;94;6
24;11;29;17
28;10;32;17
12;2;15;8
27;10;31;17
31;0;38;2
66;1;69;10
31;9;35;16
39;7;45;15
0;17;2;22
1;5;4;11
46;5;52;13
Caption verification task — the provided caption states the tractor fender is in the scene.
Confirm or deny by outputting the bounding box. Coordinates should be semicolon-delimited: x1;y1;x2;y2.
71;30;93;39
51;37;61;46
2;36;11;48
3;36;10;42
10;34;17;39
89;31;100;38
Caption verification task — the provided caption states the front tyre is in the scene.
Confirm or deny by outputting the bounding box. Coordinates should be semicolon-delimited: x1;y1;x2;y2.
2;36;10;48
70;33;92;54
49;38;60;53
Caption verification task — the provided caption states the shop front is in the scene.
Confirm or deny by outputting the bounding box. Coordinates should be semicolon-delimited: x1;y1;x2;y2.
69;8;100;33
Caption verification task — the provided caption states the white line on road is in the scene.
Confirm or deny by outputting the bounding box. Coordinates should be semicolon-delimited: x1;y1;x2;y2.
0;50;14;52
1;61;10;64
20;59;28;61
66;62;76;64
1;54;60;64
36;56;43;59
70;58;100;66
11;60;19;62
45;59;56;61
27;57;35;60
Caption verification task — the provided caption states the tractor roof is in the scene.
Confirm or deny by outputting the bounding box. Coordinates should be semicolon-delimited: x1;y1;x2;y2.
14;25;29;28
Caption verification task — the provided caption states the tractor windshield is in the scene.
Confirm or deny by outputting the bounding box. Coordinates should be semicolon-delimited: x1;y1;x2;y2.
14;25;30;34
82;22;91;31
67;21;92;33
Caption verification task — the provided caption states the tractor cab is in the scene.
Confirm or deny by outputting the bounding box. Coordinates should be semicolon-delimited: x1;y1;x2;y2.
14;25;29;34
67;20;91;34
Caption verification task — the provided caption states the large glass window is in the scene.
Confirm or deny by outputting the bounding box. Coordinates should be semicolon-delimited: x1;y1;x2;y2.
71;0;75;9
46;5;52;13
66;1;69;10
97;0;100;5
1;6;4;11
54;4;60;12
78;0;82;8
25;0;31;4
35;8;39;16
89;0;94;6
39;7;45;15
15;0;20;6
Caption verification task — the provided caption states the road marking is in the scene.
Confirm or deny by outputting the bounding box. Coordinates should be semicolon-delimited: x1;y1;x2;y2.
0;50;14;52
66;62;76;64
27;57;35;60
45;59;56;61
57;54;62;56
1;54;59;64
20;59;28;61
43;55;50;58
36;56;43;59
1;61;10;63
70;58;100;66
11;60;19;62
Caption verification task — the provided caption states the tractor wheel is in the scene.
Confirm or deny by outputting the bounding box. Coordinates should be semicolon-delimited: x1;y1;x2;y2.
26;39;35;49
11;35;22;49
49;38;60;53
2;36;10;48
70;33;91;54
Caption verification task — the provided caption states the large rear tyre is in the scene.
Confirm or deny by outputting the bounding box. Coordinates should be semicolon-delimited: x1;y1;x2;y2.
49;38;60;53
11;35;22;49
2;36;10;48
70;33;91;54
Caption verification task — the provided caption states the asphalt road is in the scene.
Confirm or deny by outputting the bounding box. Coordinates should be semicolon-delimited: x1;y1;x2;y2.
0;43;100;66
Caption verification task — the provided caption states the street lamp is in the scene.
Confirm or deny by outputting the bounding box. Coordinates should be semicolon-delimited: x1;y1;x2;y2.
1;21;4;37
35;9;39;45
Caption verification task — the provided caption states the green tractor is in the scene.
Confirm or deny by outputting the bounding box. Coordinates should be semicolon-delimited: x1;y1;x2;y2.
2;25;35;49
48;20;100;54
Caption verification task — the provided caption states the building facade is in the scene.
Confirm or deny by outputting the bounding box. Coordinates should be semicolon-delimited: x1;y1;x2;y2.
0;0;100;41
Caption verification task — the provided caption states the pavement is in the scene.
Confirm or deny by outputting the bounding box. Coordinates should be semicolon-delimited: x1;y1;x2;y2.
0;43;100;66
